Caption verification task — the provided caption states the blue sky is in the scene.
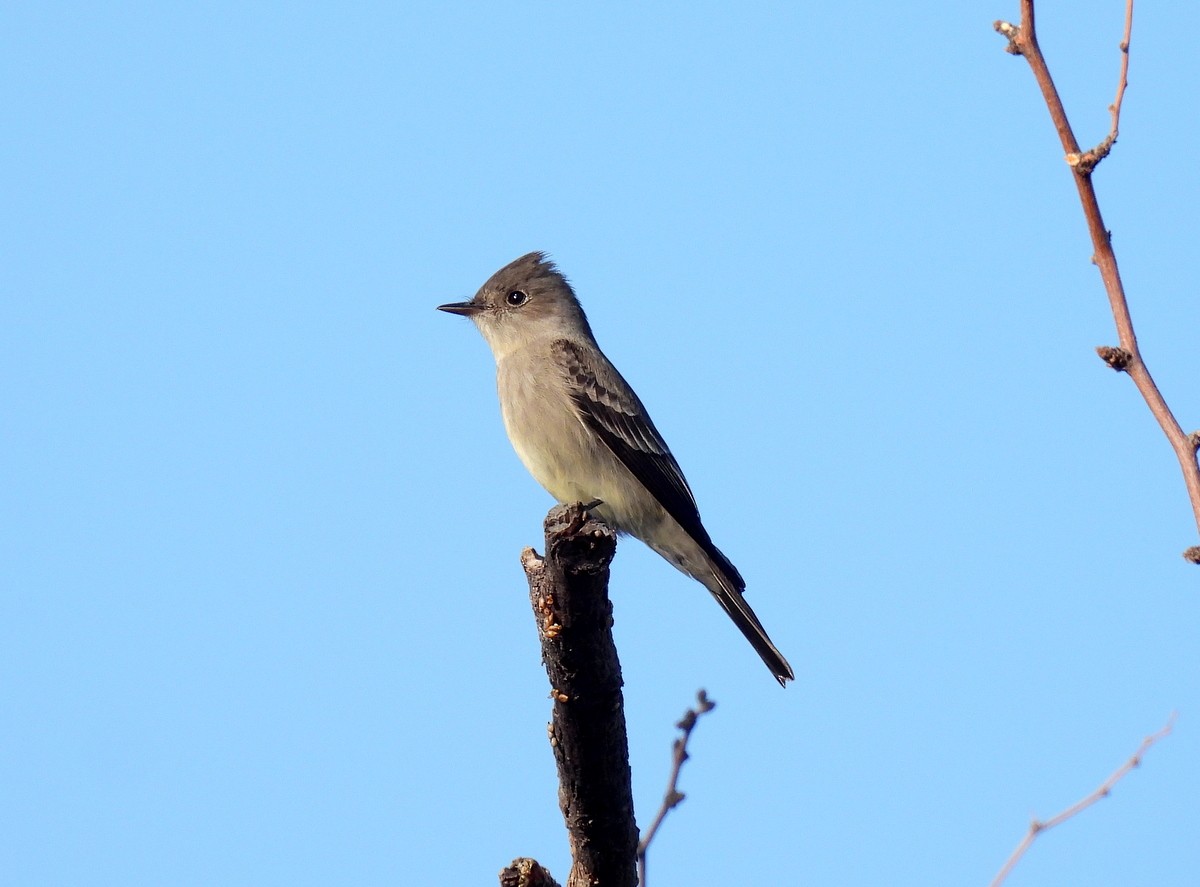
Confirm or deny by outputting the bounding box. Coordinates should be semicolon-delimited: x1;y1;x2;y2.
3;2;1198;885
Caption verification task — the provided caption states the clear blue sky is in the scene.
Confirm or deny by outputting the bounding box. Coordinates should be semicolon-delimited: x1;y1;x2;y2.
3;3;1197;885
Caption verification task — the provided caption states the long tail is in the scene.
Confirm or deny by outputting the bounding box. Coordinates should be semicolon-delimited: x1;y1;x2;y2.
637;512;794;685
702;546;794;686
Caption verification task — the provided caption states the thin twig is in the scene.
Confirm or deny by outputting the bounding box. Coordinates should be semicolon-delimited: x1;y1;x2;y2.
636;690;717;887
994;0;1200;561
1075;0;1135;167
988;713;1176;887
1106;0;1135;146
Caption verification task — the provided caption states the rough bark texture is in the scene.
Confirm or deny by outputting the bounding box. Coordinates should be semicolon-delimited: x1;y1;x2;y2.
514;503;638;887
499;858;563;887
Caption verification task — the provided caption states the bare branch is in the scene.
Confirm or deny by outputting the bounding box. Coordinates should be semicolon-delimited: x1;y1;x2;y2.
995;0;1200;558
519;503;638;887
636;690;717;887
1068;0;1135;171
988;714;1176;887
1103;0;1135;152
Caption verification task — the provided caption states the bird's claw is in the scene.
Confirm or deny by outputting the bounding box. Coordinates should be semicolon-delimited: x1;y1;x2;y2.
562;499;603;535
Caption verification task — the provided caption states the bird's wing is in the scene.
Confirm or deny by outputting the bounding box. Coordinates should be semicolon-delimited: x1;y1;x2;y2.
550;340;788;683
551;338;709;546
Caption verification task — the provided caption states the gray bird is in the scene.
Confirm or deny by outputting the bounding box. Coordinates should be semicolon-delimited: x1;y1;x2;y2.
438;252;793;685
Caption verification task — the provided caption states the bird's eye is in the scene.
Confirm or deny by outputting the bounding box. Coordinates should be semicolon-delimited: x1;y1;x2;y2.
505;290;528;307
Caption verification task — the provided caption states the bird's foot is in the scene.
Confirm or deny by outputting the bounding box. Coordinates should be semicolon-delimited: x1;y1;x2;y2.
562;499;603;535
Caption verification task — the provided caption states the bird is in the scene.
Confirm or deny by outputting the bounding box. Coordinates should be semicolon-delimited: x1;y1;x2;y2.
438;251;793;685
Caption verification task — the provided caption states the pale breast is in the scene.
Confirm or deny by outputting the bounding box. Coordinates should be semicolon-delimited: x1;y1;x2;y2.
495;350;663;535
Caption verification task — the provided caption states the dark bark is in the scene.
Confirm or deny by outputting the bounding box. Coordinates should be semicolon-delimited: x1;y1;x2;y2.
511;503;638;887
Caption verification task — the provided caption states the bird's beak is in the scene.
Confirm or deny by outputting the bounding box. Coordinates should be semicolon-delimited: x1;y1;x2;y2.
437;301;482;316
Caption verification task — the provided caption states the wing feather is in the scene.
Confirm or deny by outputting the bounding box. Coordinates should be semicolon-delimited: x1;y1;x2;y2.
551;339;715;551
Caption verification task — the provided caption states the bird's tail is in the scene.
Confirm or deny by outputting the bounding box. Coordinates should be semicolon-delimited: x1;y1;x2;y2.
702;547;794;687
643;519;794;685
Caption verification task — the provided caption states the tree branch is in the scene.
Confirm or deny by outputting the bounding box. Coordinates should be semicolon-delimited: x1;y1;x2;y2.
988;714;1176;887
636;690;716;887
514;503;638;887
994;0;1200;562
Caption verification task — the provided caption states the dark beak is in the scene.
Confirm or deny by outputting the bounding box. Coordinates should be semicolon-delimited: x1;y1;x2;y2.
437;301;482;316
